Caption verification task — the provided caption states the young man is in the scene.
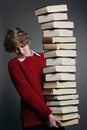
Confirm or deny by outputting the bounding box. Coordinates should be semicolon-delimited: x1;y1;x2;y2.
3;27;64;130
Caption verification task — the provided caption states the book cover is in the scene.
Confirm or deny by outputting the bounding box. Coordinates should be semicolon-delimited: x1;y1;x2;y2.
41;21;74;30
62;118;79;126
50;106;78;114
43;65;76;73
37;13;68;23
46;99;79;106
42;37;76;43
45;94;79;101
54;113;79;121
44;50;77;58
45;73;75;81
46;58;76;66
44;81;76;89
43;29;73;37
43;88;77;95
43;44;76;50
35;4;68;16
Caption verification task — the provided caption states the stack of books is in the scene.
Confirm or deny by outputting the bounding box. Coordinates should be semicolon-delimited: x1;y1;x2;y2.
35;4;79;127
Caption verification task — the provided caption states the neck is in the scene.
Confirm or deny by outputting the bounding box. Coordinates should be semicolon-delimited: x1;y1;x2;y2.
17;50;33;58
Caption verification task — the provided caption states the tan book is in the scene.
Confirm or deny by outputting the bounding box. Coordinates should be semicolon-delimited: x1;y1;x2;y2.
43;29;73;37
45;73;75;81
43;88;77;95
43;66;76;73
44;81;76;89
45;94;79;101
54;113;79;121
41;21;74;30
46;58;76;66
46;99;79;106
43;44;76;50
50;106;78;114
37;13;68;23
35;4;68;16
62;118;79;126
44;50;77;58
42;37;76;43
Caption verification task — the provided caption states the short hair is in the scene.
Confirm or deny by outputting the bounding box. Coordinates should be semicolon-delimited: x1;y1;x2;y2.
3;27;31;52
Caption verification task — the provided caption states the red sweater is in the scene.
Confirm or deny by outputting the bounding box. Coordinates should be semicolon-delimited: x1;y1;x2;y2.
8;52;52;128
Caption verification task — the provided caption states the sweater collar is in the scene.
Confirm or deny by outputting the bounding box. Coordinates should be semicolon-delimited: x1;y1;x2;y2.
17;50;40;62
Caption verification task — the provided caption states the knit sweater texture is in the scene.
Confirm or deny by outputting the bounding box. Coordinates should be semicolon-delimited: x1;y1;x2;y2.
8;52;52;128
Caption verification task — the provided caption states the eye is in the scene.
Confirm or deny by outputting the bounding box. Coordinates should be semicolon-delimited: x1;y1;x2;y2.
20;44;26;48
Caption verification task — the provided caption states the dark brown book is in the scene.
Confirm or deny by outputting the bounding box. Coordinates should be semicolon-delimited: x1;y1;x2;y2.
43;43;76;50
42;37;76;43
43;88;77;95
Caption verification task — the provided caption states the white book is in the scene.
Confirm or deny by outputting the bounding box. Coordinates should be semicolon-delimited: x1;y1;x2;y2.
44;81;76;89
45;94;79;101
62;119;79;126
42;37;76;43
55;113;79;121
43;66;76;73
50;106;78;114
46;99;79;106
43;44;76;50
45;73;75;81
41;21;74;30
43;88;77;95
44;50;77;58
37;13;68;23
43;29;73;37
35;4;68;16
46;58;76;66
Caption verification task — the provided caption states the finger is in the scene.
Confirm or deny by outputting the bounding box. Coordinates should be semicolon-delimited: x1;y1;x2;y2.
78;114;80;119
56;120;62;127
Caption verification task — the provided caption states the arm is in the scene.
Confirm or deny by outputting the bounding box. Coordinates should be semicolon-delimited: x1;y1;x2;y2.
8;60;52;119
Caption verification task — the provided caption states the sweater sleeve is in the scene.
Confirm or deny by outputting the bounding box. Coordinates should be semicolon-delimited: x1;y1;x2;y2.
8;60;52;119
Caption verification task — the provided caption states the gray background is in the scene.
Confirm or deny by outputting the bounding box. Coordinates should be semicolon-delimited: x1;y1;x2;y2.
0;0;87;130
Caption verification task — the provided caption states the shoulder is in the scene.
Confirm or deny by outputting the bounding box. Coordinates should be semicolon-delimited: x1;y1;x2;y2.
8;57;18;68
37;52;44;58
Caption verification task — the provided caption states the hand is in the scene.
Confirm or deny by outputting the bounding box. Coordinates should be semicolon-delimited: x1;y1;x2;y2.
48;114;62;128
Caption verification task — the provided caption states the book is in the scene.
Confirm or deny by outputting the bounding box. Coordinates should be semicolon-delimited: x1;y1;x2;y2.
41;21;74;30
35;4;68;16
44;50;77;58
46;58;76;66
44;81;76;89
43;44;76;50
50;106;78;114
43;29;73;37
45;73;75;81
54;113;79;121
43;88;77;95
42;37;76;43
45;94;79;101
43;66;76;73
37;13;68;23
46;99;79;106
62;118;79;126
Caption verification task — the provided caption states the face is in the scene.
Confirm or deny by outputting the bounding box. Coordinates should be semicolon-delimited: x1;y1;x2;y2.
15;43;30;57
